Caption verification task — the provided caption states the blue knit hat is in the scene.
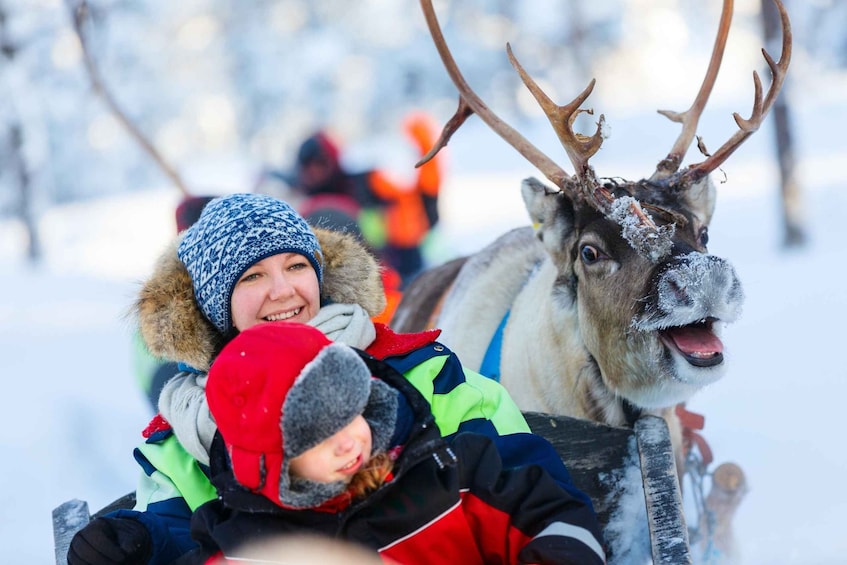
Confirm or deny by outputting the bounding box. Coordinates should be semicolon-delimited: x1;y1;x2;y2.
177;194;324;334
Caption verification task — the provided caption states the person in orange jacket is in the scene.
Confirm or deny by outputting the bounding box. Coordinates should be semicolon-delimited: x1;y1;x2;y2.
365;112;441;275
257;112;443;289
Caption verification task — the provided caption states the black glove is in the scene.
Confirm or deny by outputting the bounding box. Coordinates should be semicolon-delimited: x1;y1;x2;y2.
67;516;153;565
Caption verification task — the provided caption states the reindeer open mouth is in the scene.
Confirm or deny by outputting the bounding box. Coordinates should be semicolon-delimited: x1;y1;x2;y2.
659;318;723;368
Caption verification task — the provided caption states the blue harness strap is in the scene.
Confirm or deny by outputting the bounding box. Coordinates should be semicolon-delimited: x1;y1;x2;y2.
477;257;543;383
479;310;510;382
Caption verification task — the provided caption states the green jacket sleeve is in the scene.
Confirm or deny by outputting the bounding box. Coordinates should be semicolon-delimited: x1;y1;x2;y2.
396;343;531;437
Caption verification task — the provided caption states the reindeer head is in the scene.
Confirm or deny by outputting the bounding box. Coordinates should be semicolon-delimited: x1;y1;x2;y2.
419;0;791;410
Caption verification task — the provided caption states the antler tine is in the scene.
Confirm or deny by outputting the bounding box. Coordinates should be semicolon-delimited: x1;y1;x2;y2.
507;45;605;179
415;96;474;167
683;0;791;183
651;0;734;181
418;0;571;190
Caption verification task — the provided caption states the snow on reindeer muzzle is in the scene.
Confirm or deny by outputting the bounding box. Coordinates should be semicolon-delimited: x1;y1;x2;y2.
632;252;744;368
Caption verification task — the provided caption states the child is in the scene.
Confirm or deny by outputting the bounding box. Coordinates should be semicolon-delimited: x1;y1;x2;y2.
190;322;606;564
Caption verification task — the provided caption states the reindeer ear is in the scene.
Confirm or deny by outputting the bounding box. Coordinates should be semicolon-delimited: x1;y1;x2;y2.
683;175;717;226
521;177;577;240
521;177;560;228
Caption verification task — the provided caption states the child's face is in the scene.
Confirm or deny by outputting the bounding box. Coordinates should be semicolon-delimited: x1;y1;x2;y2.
289;415;373;484
230;252;321;331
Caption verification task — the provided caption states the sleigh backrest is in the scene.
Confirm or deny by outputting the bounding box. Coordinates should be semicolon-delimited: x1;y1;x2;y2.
525;412;690;564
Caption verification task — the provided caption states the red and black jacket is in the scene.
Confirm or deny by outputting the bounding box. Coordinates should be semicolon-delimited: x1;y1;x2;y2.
189;354;606;564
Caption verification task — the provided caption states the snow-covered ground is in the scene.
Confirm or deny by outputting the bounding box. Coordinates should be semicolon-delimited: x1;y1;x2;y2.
2;87;847;563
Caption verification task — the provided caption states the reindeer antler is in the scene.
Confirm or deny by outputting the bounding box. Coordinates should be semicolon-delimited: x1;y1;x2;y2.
682;0;791;183
652;0;792;185
651;0;734;180
507;46;606;179
419;0;682;257
418;0;608;199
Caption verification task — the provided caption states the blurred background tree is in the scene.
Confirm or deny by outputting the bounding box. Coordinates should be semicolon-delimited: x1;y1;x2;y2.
1;0;844;261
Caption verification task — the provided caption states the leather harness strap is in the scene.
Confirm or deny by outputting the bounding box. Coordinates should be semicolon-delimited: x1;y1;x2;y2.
676;403;713;466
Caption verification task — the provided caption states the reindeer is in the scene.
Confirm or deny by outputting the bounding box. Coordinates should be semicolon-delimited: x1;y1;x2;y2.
394;0;790;532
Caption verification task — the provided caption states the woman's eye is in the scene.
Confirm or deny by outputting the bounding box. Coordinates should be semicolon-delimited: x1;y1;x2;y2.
580;245;602;264
239;272;260;283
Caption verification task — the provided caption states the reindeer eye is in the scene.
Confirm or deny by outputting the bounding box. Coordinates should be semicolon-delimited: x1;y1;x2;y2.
580;245;602;264
699;227;709;246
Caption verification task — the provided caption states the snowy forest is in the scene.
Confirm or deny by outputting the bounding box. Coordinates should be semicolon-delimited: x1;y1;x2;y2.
2;0;847;260
3;0;847;563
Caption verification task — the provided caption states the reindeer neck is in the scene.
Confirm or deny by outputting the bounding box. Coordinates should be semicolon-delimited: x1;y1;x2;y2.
575;357;641;427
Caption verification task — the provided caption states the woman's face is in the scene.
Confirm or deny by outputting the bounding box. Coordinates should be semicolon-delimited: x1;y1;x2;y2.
230;252;321;332
289;415;373;484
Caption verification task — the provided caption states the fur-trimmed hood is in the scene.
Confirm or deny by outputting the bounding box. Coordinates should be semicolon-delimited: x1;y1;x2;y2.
134;227;386;372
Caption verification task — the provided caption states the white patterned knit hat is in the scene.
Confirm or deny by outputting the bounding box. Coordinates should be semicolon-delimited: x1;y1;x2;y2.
177;194;324;333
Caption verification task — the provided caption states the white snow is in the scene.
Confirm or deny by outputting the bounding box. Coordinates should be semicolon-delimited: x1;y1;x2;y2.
3;136;846;562
600;438;652;564
3;8;847;560
608;195;675;262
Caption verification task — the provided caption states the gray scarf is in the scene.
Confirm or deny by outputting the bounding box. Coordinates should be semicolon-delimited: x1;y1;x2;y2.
307;302;376;350
158;303;376;465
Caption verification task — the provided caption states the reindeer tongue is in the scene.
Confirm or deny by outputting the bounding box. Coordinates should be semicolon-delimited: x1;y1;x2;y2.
665;325;723;357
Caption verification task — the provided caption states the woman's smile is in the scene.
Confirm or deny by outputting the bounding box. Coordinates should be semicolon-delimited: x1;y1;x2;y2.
264;307;302;322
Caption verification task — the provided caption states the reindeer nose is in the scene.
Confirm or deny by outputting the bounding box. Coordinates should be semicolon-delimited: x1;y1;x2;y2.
660;272;693;307
658;253;744;320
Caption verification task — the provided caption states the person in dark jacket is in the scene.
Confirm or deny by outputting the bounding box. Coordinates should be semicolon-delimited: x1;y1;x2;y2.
189;322;606;565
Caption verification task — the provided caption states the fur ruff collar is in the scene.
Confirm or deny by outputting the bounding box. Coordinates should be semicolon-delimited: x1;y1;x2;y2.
134;227;386;371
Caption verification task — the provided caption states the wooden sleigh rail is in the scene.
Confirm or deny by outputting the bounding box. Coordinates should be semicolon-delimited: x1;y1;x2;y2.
524;412;691;564
53;413;690;564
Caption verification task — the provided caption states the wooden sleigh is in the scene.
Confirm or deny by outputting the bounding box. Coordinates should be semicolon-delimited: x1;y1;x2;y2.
53;412;693;565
